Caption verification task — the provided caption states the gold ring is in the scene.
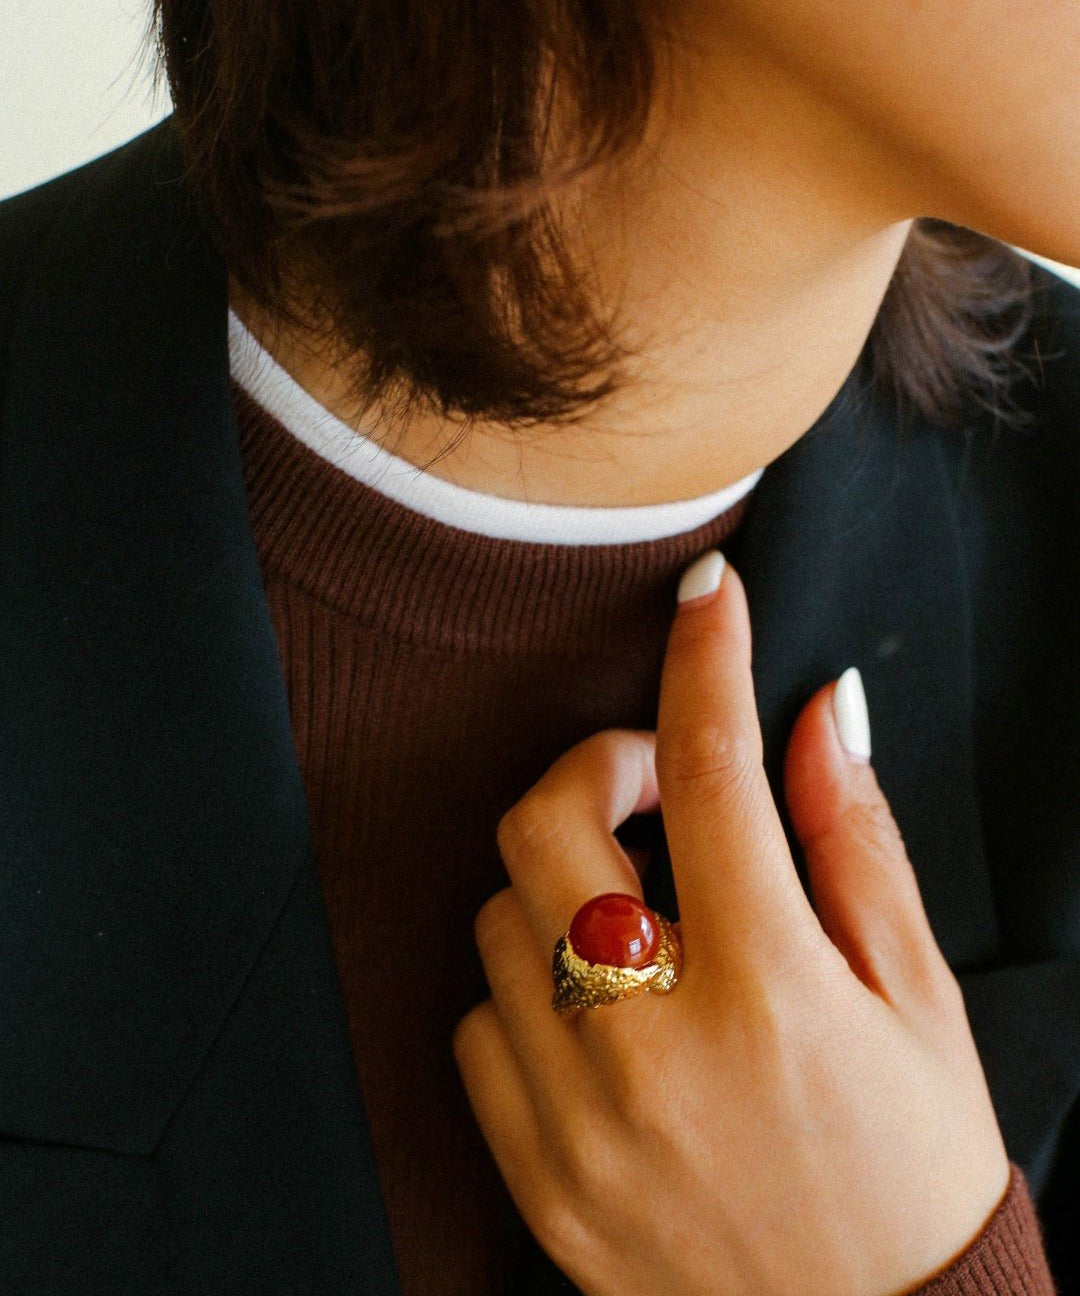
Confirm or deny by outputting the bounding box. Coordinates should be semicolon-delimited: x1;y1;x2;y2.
551;892;682;1014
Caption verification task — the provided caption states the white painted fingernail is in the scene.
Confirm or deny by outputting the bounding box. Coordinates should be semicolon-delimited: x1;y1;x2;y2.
677;549;726;605
833;666;871;762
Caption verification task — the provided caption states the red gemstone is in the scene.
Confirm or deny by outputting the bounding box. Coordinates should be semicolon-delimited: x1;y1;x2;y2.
569;893;659;969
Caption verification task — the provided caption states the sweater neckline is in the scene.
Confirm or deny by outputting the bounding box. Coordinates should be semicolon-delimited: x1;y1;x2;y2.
228;306;764;545
233;380;760;657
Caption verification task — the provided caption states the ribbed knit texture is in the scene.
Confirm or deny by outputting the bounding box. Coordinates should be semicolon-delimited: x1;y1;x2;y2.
232;380;1057;1296
912;1164;1056;1296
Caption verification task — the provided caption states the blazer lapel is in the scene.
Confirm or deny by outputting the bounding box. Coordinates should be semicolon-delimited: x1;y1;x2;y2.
0;104;366;1233
732;375;999;970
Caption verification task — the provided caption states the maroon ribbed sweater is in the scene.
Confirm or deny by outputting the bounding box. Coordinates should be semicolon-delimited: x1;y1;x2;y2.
232;381;1057;1296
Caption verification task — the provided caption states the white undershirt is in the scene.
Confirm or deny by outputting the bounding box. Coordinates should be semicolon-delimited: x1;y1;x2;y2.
228;307;763;545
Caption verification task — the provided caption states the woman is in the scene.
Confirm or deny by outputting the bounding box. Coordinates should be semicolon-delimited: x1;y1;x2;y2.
0;0;1076;1292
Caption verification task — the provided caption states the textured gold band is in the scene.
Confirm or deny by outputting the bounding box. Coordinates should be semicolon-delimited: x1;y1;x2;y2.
551;914;682;1014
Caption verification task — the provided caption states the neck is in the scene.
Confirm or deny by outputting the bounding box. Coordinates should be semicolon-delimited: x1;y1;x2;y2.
230;23;918;508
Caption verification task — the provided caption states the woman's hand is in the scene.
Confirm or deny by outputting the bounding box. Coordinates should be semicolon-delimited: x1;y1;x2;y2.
452;551;1009;1296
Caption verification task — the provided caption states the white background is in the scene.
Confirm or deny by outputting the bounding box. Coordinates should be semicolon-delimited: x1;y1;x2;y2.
1;0;1077;289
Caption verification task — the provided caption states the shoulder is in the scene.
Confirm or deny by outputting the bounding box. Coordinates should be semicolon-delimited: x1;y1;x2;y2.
1017;258;1080;469
0;115;183;254
0;117;189;390
929;253;1080;542
951;260;1080;967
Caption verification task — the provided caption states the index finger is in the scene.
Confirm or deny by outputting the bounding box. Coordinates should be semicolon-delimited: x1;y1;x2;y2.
494;729;661;960
656;550;819;975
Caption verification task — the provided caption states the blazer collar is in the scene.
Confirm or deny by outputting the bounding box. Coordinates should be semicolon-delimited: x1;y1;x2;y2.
0;114;995;1281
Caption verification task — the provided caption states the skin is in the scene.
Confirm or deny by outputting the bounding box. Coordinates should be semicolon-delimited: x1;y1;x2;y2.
230;3;1076;1285
454;562;1010;1294
231;0;1080;506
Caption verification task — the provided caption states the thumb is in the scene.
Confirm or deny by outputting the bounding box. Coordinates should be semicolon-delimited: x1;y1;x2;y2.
783;667;950;1011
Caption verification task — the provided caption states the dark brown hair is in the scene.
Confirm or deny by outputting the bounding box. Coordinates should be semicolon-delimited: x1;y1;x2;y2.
148;0;1040;445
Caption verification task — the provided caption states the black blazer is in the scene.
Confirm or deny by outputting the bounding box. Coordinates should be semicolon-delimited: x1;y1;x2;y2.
1;117;1078;1296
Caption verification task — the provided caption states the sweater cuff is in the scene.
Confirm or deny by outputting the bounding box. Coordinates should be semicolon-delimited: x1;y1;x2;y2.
906;1162;1057;1296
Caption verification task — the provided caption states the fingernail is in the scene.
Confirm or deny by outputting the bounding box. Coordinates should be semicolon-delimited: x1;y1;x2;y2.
677;549;726;606
833;666;871;762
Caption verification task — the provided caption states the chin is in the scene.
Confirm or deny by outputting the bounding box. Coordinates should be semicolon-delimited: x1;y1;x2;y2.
928;159;1080;273
993;209;1080;274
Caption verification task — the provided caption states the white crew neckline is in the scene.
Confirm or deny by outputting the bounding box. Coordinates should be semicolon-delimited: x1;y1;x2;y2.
228;307;764;546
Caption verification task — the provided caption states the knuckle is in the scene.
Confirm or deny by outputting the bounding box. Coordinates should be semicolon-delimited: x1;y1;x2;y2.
727;966;800;1064
473;887;517;958
584;999;672;1132
529;1192;595;1277
496;792;566;867
578;726;625;767
659;722;760;798
607;1061;664;1136
551;1109;612;1203
907;943;966;1020
451;999;493;1065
